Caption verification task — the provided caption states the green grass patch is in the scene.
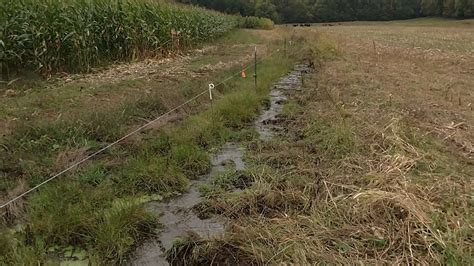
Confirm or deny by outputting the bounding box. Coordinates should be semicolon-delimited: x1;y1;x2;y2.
282;100;302;119
23;181;158;264
115;152;189;195
171;144;210;178
216;29;263;45
305;119;357;158
314;34;342;61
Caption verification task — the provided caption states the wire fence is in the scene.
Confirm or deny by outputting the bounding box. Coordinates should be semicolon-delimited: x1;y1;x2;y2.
0;45;283;209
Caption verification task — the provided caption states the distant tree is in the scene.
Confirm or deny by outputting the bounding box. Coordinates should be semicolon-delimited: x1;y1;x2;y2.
466;0;474;17
421;0;443;16
178;0;256;16
255;0;280;22
455;0;468;18
394;0;420;19
179;0;473;23
312;0;354;22
273;0;311;23
312;0;334;22
443;0;456;17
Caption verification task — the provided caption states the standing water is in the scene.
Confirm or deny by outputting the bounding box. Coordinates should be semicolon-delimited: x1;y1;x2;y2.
131;64;309;265
131;143;245;265
255;64;309;140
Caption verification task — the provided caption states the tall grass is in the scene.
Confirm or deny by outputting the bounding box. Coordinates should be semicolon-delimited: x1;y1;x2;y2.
0;0;238;76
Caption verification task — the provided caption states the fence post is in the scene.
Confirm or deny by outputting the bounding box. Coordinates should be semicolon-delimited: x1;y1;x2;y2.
208;83;215;124
254;46;257;92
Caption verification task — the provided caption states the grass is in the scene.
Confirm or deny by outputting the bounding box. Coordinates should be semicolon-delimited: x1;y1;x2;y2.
172;21;473;264
320;18;474;53
215;29;264;45
0;26;299;264
0;92;169;191
383;17;474;26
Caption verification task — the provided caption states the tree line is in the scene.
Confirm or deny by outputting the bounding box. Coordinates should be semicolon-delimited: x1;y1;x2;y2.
177;0;474;23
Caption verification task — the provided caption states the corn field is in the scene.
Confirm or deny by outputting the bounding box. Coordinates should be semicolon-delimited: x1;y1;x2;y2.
0;0;238;76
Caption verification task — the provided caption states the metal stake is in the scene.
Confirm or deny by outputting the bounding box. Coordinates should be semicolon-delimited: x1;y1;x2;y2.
254;46;257;92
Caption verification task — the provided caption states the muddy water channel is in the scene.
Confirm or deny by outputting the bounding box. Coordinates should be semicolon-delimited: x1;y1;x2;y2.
256;64;309;140
131;64;308;265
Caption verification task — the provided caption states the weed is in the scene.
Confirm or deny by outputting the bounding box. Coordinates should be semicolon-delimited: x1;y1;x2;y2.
200;170;254;197
0;228;45;265
77;164;108;187
171;144;210;178
21;181;158;264
116;153;188;195
213;91;261;128
305;119;357;158
167;236;261;265
90;201;157;264
282;100;301;119
216;29;263;45
27;182;113;246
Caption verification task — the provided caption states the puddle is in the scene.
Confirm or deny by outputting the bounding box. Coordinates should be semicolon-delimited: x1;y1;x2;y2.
255;64;310;140
130;143;245;266
131;64;309;265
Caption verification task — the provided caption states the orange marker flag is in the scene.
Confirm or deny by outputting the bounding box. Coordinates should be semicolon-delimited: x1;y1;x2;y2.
241;68;247;78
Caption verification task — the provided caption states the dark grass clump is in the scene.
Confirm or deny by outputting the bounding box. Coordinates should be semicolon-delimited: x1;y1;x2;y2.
167;235;262;266
25;181;158;264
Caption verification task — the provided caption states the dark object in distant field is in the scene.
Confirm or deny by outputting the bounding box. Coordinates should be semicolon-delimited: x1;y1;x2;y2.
293;24;311;27
322;23;335;27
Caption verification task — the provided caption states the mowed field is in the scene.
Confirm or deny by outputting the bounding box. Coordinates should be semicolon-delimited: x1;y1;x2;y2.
314;18;474;160
177;19;473;264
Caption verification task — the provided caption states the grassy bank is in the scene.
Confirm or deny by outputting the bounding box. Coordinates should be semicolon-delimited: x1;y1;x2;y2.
171;21;473;264
0;28;299;264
